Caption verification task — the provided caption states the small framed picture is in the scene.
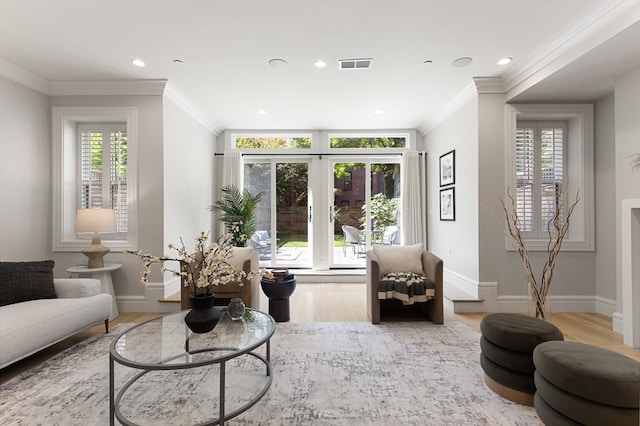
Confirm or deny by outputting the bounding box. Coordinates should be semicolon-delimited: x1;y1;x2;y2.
439;150;455;187
440;187;455;221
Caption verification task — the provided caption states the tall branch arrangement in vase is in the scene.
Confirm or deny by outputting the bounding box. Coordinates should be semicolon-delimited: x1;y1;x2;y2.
501;189;580;319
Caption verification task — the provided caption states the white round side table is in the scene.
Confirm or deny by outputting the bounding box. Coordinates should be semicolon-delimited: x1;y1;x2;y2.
67;263;121;320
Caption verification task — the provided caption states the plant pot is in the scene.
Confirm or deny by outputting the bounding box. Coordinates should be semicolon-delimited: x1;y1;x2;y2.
184;294;221;333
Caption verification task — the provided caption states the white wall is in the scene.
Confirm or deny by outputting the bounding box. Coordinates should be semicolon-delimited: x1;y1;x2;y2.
162;97;216;293
425;97;480;286
614;65;640;315
594;94;617;305
0;77;51;260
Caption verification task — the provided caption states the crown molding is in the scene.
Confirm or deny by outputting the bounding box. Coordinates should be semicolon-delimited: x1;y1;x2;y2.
164;81;223;135
503;0;640;99
48;79;167;96
418;81;477;135
0;59;51;94
474;77;505;94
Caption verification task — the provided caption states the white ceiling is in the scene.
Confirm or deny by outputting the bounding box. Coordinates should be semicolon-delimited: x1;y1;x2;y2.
1;0;638;133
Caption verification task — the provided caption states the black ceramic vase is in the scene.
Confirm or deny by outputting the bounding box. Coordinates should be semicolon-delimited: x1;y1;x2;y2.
184;293;221;333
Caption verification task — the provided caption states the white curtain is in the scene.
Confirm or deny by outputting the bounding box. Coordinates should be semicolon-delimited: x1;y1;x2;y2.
222;150;242;189
217;150;242;236
401;151;427;246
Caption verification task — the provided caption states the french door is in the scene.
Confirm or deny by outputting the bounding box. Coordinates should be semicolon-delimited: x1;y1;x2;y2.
243;156;400;270
244;158;311;268
329;158;401;268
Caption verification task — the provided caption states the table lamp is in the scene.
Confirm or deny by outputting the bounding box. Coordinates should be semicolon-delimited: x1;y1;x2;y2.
75;208;117;268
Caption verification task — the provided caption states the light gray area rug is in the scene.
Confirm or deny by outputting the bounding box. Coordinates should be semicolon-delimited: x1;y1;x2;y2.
0;321;539;425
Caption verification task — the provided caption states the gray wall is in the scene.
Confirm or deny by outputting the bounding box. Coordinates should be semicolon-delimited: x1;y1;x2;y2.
0;77;51;261
594;93;617;303
0;79;217;310
48;94;166;300
614;65;640;315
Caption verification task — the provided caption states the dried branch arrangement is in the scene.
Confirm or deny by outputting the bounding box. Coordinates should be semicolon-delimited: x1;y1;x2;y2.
501;189;580;319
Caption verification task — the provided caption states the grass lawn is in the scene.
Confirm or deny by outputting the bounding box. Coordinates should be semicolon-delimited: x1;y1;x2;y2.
277;234;345;247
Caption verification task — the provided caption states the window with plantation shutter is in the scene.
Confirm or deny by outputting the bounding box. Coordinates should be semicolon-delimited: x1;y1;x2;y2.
515;121;567;238
53;106;137;252
78;123;128;240
506;104;594;252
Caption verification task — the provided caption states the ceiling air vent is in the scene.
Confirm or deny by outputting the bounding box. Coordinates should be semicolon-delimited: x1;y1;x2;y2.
339;58;373;70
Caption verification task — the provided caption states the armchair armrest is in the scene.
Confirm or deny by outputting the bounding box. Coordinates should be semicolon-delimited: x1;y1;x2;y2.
54;278;101;298
421;251;444;324
366;250;382;323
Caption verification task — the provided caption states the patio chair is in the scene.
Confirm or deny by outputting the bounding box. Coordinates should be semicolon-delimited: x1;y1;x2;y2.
342;225;365;256
381;226;399;245
250;230;271;258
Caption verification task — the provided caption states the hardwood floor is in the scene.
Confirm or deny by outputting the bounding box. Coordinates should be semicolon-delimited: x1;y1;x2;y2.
2;283;638;385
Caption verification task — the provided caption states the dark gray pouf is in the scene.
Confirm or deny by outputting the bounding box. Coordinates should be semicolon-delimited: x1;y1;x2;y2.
533;341;640;426
480;336;535;374
534;392;583;426
480;313;564;353
479;313;564;406
533;341;640;408
480;353;536;394
535;371;639;426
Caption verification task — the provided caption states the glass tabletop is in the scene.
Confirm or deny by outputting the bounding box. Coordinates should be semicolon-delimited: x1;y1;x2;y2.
110;308;275;369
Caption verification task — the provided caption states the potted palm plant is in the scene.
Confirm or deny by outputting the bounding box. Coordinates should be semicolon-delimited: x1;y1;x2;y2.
209;185;264;247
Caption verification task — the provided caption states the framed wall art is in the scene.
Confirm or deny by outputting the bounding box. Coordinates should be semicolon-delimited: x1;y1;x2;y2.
439;150;455;187
439;187;455;221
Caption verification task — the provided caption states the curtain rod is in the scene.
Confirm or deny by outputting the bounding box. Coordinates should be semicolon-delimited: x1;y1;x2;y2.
214;152;425;157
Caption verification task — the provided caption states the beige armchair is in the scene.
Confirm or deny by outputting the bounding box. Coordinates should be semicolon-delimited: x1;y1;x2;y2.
366;245;443;324
181;246;261;310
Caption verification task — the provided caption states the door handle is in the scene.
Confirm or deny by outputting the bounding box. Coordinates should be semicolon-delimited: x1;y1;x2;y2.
308;205;312;223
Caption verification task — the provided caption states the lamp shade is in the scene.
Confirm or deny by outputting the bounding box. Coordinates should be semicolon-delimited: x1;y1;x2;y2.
75;208;117;234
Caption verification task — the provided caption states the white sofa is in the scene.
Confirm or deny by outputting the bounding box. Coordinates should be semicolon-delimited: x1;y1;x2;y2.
0;278;112;369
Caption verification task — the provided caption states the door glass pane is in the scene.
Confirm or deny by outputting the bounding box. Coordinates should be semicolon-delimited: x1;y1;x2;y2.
370;163;400;245
244;161;310;268
244;163;272;264
275;162;309;267
333;162;366;266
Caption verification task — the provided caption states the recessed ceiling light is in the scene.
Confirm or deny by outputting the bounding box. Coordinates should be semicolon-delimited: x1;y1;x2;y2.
131;59;145;67
374;109;383;115
497;57;512;65
422;60;433;66
257;110;267;115
451;57;473;68
314;59;327;68
268;58;288;69
173;59;184;64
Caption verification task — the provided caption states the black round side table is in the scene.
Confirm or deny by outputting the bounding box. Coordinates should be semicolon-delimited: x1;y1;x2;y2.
261;272;296;322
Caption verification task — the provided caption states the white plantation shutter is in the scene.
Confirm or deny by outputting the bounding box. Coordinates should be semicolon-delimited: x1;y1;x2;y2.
515;125;535;231
110;129;128;233
78;123;127;237
516;121;567;237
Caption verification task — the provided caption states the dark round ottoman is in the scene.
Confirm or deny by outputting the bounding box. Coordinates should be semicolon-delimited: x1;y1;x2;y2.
480;313;564;406
533;341;640;426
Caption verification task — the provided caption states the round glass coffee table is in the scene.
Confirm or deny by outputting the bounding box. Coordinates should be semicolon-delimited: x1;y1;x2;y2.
109;308;275;426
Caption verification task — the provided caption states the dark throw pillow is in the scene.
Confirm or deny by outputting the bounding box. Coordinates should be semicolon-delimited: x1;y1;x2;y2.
0;260;57;306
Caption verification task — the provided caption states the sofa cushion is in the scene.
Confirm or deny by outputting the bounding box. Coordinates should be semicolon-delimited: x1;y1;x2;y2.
372;244;424;276
0;260;57;307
